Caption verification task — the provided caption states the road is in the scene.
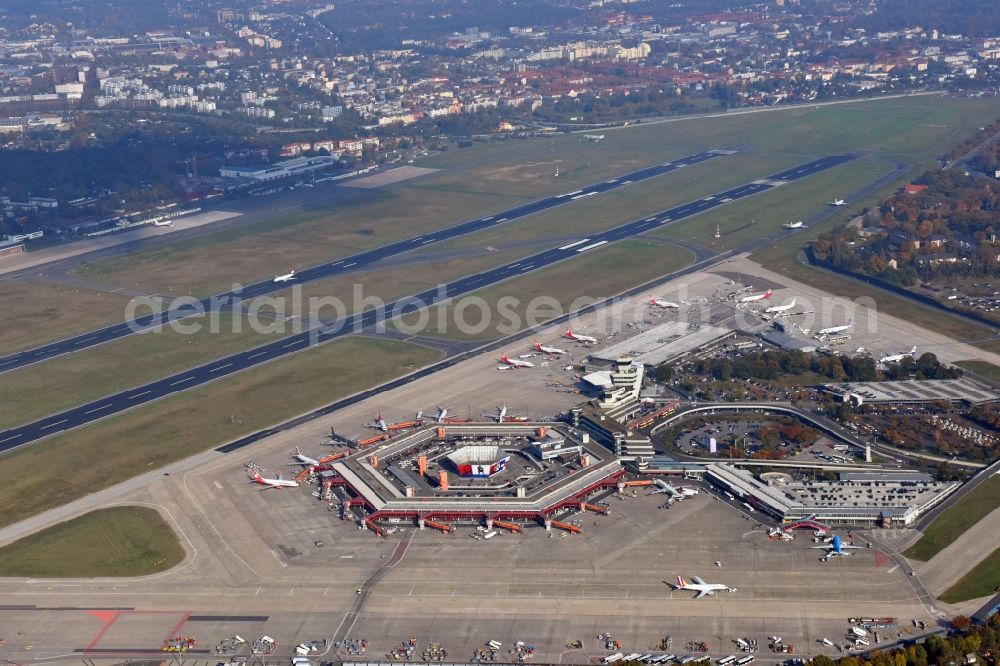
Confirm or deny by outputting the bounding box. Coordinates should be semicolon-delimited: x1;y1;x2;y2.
0;151;727;375
0;154;854;452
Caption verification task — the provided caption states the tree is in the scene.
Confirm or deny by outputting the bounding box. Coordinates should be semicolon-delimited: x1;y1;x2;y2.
655;364;674;382
951;614;972;630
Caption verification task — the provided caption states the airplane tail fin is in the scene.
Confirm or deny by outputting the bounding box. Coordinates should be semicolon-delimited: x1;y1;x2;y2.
500;353;509;362
676;576;687;588
765;289;772;297
910;346;917;355
790;298;796;307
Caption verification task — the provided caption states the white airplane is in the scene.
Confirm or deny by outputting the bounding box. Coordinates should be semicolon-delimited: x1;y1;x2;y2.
649;295;680;309
879;346;917;364
739;288;773;304
828;198;846;206
153;219;175;227
370;412;388;432
292;447;320;466
783;221;804;229
813;535;863;558
273;269;296;283
672;575;737;598
533;341;566;355
483;404;508;423
564;328;598;344
435;405;448;422
651;479;698;497
500;353;534;368
251;469;299;488
765;298;796;314
817;319;852;336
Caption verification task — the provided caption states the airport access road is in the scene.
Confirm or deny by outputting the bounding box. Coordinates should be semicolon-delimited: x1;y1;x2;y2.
0;150;728;376
0;154;854;452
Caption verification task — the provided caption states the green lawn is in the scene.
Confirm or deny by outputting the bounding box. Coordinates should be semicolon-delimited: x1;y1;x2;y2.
954;360;1000;384
905;476;1000;561
939;547;1000;603
0;337;441;528
0;507;185;577
394;238;696;341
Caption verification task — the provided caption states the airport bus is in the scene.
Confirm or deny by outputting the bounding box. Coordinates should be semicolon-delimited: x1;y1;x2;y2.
742;501;755;513
736;656;756;665
718;656;737;665
603;653;625;664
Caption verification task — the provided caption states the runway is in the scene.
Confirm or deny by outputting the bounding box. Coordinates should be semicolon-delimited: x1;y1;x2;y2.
0;154;854;452
0;150;727;375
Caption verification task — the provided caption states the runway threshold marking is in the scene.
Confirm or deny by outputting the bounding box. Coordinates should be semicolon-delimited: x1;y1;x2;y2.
83;610;122;653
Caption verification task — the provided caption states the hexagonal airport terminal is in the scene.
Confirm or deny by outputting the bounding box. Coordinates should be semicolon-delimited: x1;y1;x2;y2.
317;422;624;533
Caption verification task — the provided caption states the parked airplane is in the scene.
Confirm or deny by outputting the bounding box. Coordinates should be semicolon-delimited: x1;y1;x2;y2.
435;406;448;422
153;219;175;227
564;329;598;344
828;198;846;206
649;295;681;309
370;412;388;432
652;479;698;497
672;575;737;598
292;448;320;466
783;221;804;229
273;269;297;283
533;341;567;355
500;353;534;368
765;298;796;314
813;534;863;559
739;289;773;304
879;346;917;364
251;470;299;488
817;319;852;336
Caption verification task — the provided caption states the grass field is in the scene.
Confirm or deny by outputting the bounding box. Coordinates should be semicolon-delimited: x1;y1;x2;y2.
0;313;297;431
904;476;1000;561
954;360;1000;384
0;336;440;528
0;281;135;357
396;238;696;341
0;506;185;577
939;547;1000;603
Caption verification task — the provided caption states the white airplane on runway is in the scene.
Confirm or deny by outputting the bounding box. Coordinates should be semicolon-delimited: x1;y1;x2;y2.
649;295;681;309
533;341;567;355
564;329;598;344
252;470;299;488
153;219;175;227
817;319;852;336
273;269;297;283
672;576;736;598
291;448;320;466
828;199;846;206
500;353;534;368
783;221;804;229
879;346;917;363
739;289;772;304
765;298;796;314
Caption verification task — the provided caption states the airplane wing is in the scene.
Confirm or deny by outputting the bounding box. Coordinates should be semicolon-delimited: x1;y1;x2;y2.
696;590;710;598
692;576;707;585
841;545;864;549
810;544;830;549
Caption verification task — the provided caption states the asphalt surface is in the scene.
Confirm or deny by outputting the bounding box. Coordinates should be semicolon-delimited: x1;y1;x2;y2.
0;153;854;452
0;150;726;375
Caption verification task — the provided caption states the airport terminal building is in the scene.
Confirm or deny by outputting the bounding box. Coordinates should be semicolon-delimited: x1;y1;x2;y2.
705;464;959;526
